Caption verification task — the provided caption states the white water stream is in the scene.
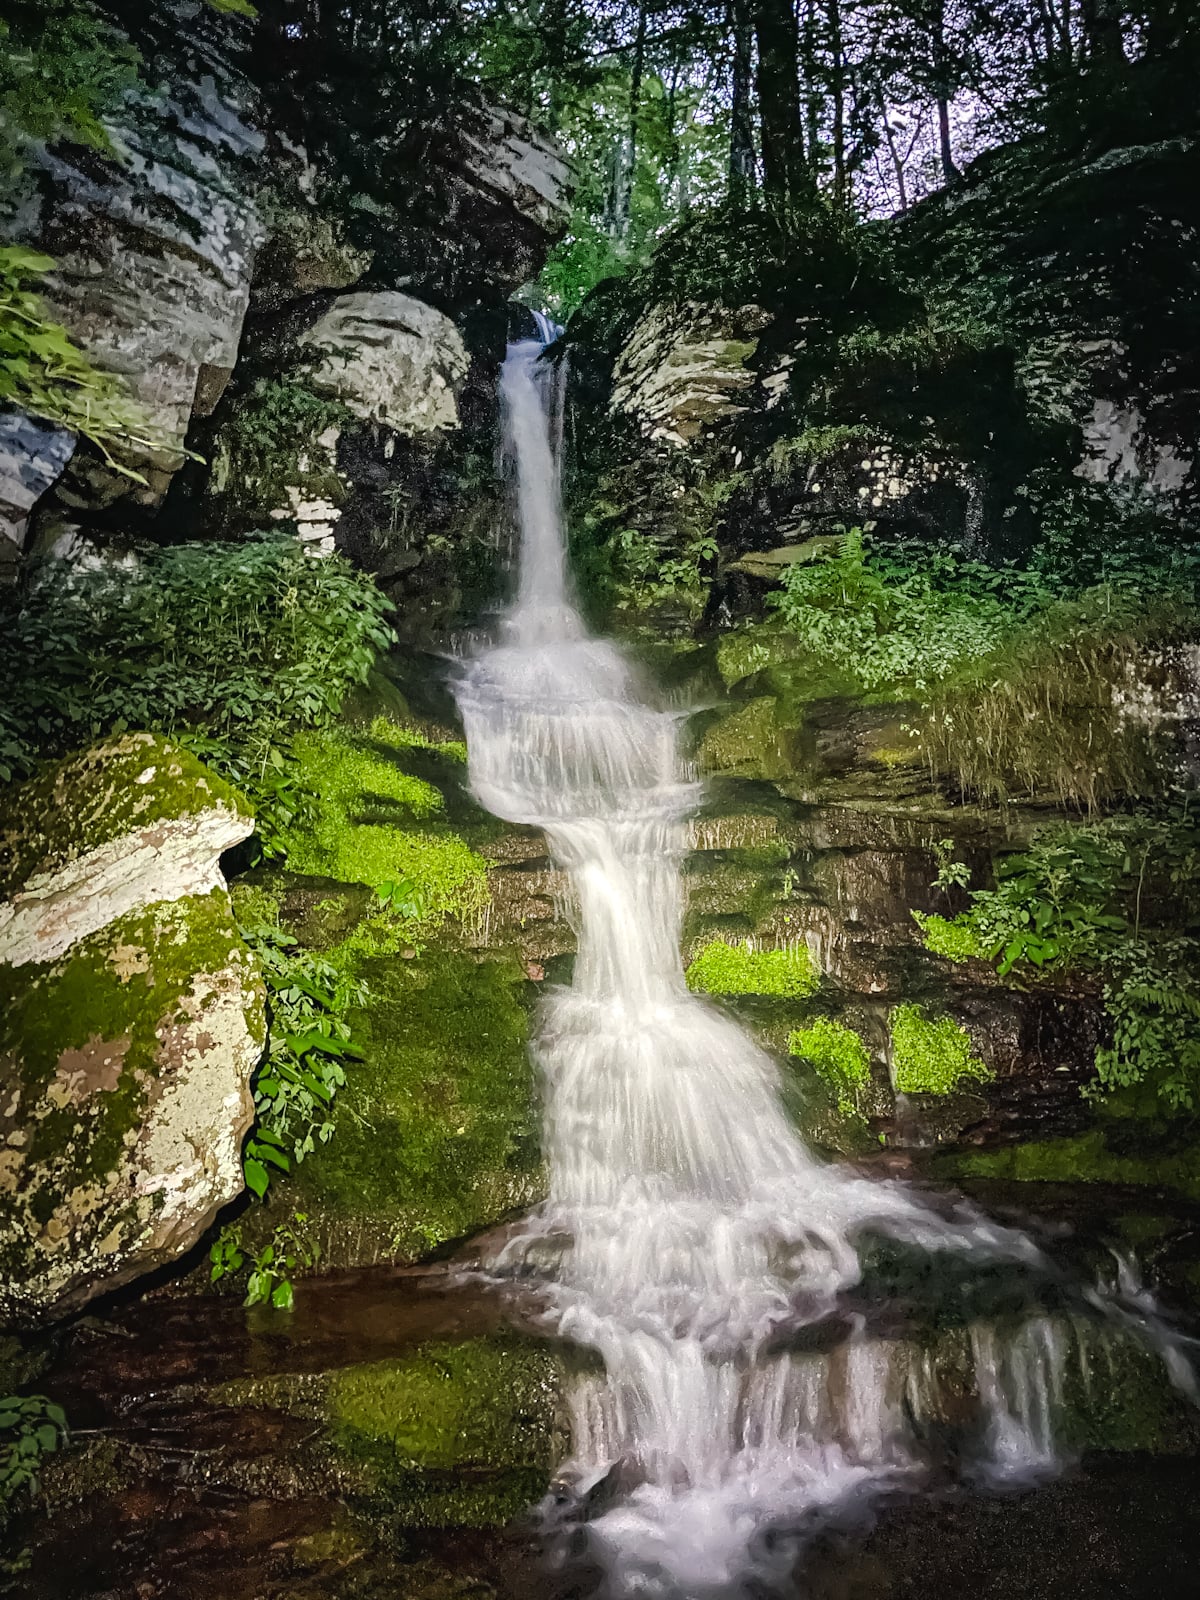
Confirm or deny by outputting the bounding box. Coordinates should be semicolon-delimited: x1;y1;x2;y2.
453;337;1194;1595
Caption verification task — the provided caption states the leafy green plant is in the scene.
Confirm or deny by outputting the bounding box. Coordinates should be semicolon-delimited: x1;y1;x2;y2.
239;924;367;1198
930;839;971;892
686;938;818;999
0;2;140;175
788;1018;871;1117
889;1003;992;1095
0;537;395;846
930;805;1200;1112
0;1395;68;1508
0;246;185;480
210;1214;317;1311
766;529;1041;696
376;876;428;918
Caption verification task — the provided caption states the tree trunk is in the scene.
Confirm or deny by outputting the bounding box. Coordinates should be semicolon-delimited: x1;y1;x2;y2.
611;0;647;243
827;0;847;205
800;0;822;182
729;0;757;207
930;0;958;184
878;92;908;211
755;0;811;221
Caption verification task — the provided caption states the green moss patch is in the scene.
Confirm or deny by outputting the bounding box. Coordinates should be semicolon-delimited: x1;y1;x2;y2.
789;1018;872;1116
889;1002;992;1094
686;938;819;999
914;911;986;963
281;721;489;925
282;946;542;1258
939;1130;1200;1201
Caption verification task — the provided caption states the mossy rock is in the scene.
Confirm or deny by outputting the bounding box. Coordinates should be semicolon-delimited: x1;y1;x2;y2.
213;1335;564;1527
0;890;263;1325
236;923;544;1268
0;733;250;899
280;718;489;927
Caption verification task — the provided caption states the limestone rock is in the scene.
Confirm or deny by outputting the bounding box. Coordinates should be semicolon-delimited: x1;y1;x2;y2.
300;292;470;433
7;43;267;506
611;302;771;444
0;735;264;1325
0;413;76;563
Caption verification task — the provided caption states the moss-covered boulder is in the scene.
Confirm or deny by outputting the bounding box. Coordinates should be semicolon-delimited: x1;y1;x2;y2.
211;1334;564;1527
0;738;265;1325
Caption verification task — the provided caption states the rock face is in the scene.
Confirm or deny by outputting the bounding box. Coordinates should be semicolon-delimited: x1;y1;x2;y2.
0;735;264;1325
611;302;770;444
0;4;571;561
300;292;469;433
0;414;75;566
6;27;268;504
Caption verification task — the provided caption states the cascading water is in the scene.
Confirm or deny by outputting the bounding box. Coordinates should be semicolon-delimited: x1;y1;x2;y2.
454;334;1196;1594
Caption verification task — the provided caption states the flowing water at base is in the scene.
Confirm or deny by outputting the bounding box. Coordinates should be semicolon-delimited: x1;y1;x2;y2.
453;339;1196;1596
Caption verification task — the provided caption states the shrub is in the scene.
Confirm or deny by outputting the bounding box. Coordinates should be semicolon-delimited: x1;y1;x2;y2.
0;537;395;846
788;1018;872;1116
686;938;818;998
766;529;1039;696
889;1002;991;1095
937;806;1200;1113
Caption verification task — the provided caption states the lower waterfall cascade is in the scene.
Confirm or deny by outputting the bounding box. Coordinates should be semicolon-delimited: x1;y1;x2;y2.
452;335;1198;1595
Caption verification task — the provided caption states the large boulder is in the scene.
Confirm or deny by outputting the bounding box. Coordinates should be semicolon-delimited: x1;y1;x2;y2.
2;16;268;507
300;291;470;433
0;735;264;1325
611;301;771;445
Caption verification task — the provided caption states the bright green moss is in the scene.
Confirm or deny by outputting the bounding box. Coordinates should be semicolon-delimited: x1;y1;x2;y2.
215;1336;561;1528
913;911;986;962
788;1018;872;1116
686;938;819;998
281;722;489;924
292;726;445;821
282;949;542;1257
716;628;802;689
889;1002;992;1094
367;715;467;764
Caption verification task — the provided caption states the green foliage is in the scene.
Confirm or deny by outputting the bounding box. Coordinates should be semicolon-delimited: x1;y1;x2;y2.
0;537;395;847
788;1018;871;1117
213;378;353;514
686;938;819;999
0;1394;67;1509
922;585;1198;810
941;805;1200;1112
238;923;368;1195
210;919;366;1307
913;911;984;962
889;1003;992;1094
0;246;182;479
210;1214;317;1311
0;2;139;175
930;838;972;891
766;529;1039;696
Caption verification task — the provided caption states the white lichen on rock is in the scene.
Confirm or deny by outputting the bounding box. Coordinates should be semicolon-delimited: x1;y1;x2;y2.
0;737;265;1325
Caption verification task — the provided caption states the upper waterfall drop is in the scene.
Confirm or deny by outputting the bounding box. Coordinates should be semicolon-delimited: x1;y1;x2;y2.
452;332;1197;1596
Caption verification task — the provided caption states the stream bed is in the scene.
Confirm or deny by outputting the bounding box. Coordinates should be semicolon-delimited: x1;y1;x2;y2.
7;1202;1200;1600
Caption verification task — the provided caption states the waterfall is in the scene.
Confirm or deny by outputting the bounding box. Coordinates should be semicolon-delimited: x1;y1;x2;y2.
453;336;1195;1594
